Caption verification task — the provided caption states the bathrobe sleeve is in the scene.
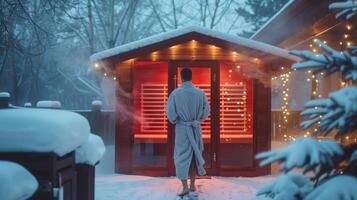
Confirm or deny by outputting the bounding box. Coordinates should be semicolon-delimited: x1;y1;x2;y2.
166;92;179;124
200;92;210;122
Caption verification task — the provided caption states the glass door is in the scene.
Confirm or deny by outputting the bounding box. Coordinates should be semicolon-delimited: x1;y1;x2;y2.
169;61;219;175
219;62;254;170
132;62;169;172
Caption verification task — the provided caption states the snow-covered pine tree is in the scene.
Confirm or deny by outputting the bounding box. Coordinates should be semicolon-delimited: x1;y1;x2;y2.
236;0;290;37
254;1;357;200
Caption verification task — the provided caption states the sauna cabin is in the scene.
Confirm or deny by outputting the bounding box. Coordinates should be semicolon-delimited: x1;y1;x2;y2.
90;26;298;177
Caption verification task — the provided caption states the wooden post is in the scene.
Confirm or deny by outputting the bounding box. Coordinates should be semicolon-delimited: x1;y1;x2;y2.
0;96;10;109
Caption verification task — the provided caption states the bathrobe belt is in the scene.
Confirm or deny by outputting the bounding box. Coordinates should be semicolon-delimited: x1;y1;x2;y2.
177;119;205;167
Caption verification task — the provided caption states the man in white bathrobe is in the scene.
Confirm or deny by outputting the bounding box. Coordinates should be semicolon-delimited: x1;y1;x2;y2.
166;68;210;196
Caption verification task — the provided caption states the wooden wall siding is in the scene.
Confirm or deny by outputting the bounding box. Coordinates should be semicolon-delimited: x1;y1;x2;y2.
252;0;336;47
253;79;271;175
279;13;357;51
116;60;134;92
134;41;258;62
114;59;134;174
252;0;357;52
100;32;293;71
113;40;279;88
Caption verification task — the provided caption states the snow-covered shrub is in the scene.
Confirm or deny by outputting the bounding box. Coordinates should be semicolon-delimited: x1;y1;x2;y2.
304;175;357;200
329;0;357;20
257;138;344;173
254;173;313;200
255;1;357;200
300;86;357;136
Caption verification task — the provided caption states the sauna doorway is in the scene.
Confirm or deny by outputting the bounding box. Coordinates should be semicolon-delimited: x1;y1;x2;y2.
132;61;254;176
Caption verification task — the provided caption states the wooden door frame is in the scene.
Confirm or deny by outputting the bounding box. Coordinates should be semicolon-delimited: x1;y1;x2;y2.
168;60;220;176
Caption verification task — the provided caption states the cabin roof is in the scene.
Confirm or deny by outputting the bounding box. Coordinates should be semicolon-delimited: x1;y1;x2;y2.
250;0;343;49
250;0;295;41
90;26;299;64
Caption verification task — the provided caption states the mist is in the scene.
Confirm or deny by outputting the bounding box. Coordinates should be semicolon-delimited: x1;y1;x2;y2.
0;0;289;109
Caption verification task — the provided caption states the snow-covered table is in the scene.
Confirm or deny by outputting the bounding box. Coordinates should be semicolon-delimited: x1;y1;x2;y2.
0;108;90;155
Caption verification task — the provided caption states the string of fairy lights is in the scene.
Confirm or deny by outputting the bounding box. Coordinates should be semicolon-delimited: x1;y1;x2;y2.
272;71;293;141
92;23;354;143
271;22;354;142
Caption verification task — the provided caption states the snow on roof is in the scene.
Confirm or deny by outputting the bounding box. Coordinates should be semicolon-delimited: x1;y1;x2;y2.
90;26;299;62
250;0;295;39
75;133;106;165
0;161;38;200
0;108;90;156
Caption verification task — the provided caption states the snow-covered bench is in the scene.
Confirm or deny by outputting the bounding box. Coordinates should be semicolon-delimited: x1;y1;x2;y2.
0;161;38;200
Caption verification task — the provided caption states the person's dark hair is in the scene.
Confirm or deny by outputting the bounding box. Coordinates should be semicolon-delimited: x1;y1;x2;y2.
180;68;192;81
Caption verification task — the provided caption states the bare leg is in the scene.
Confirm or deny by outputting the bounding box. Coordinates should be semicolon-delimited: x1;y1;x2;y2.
179;179;189;196
189;154;197;191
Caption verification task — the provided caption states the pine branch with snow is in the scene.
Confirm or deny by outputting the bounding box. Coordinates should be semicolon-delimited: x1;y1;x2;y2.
254;173;313;200
300;86;357;136
329;0;357;19
290;40;357;81
304;175;357;200
256;138;344;174
255;2;357;199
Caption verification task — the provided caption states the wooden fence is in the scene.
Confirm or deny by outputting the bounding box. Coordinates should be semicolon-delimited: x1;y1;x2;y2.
74;109;116;145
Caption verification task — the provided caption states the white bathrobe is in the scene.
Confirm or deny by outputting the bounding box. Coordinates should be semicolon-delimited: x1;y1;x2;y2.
166;81;210;180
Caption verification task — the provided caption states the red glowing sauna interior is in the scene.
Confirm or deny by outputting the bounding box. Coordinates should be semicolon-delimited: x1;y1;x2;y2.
132;61;254;174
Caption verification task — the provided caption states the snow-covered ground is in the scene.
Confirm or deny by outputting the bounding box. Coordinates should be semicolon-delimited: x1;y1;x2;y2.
96;174;273;200
95;145;273;200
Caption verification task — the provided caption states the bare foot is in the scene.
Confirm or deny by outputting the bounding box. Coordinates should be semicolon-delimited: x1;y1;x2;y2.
178;187;190;197
189;185;196;192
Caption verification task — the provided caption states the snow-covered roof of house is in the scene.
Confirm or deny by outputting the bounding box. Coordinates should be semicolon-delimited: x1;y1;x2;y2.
250;0;295;40
250;0;337;48
90;26;299;63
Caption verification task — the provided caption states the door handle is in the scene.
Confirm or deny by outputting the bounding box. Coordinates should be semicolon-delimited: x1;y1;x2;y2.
213;152;217;162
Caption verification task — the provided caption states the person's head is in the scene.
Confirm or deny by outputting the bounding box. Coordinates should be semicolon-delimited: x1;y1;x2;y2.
180;68;192;82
